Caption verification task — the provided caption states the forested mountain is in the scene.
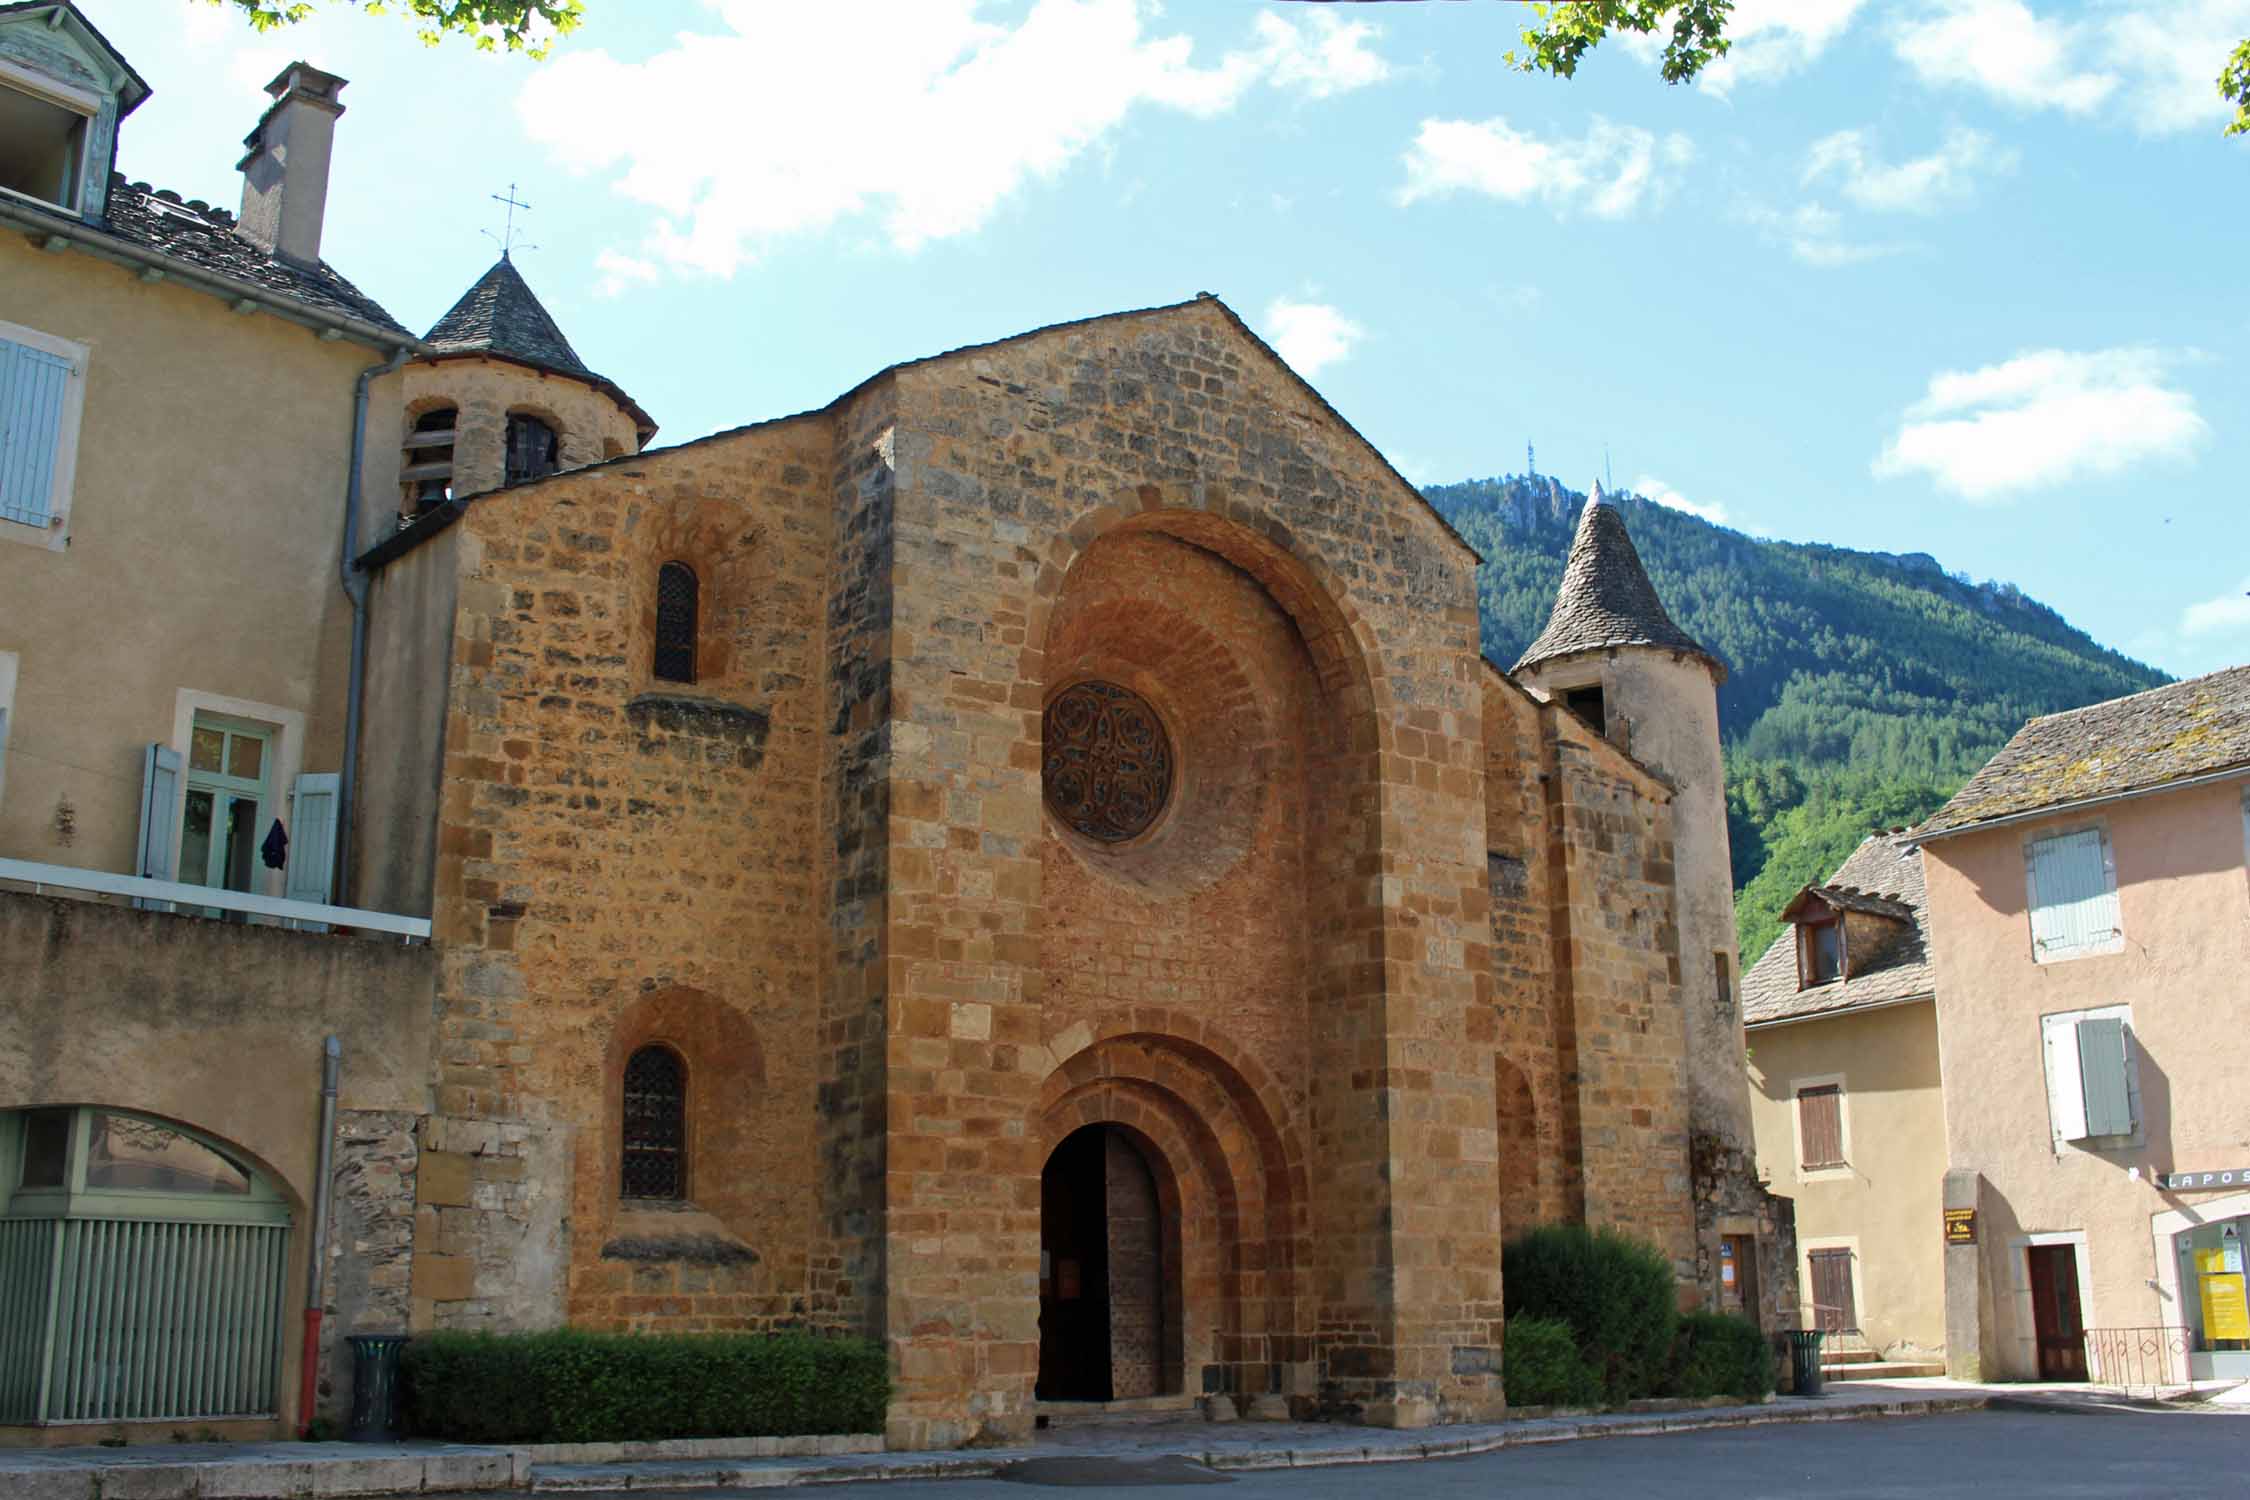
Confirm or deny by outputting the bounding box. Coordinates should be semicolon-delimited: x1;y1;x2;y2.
1422;475;2169;964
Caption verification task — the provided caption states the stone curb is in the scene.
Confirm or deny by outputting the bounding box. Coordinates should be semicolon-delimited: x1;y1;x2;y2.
0;1397;1991;1498
518;1393;1991;1492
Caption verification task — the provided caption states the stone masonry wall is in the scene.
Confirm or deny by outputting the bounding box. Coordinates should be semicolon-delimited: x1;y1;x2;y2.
1544;710;1698;1287
870;299;1500;1440
407;410;834;1338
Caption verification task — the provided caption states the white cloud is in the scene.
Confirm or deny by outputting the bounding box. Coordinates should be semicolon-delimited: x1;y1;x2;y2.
1741;199;1905;266
592;250;661;299
1631;475;1730;526
517;1;1389;278
2104;1;2250;135
1891;0;2250;134
1249;8;1390;98
1698;0;1869;94
1891;0;2116;114
1802;127;2015;213
1873;347;2208;502
2181;577;2250;638
1397;116;1694;218
1261;296;1363;377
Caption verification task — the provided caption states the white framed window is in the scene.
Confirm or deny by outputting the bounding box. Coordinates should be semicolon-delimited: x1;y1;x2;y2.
0;648;16;813
2042;1004;2141;1151
0;317;89;551
1791;1072;1851;1181
2024;825;2122;963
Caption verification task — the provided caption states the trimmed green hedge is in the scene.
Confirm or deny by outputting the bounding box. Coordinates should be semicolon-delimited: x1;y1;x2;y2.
1668;1311;1774;1401
400;1329;890;1444
1501;1316;1602;1407
1503;1224;1677;1403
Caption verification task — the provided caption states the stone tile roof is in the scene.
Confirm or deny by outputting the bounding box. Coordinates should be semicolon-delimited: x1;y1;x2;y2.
1918;664;2249;838
1511;482;1724;680
72;176;410;337
1743;833;1934;1027
424;255;591;375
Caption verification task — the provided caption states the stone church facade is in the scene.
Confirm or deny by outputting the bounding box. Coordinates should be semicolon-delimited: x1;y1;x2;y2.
0;5;1787;1447
354;294;1793;1445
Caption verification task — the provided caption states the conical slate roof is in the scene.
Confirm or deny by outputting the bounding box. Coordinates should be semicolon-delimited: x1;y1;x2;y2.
1512;482;1725;681
423;255;591;375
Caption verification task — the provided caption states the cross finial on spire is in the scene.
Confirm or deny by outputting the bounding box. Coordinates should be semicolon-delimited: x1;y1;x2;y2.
484;183;537;260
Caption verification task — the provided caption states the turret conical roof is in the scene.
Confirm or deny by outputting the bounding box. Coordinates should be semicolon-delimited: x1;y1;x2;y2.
424;255;591;375
1512;481;1725;681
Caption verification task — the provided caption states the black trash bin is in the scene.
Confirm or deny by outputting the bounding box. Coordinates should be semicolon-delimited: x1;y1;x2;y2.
346;1333;410;1442
1786;1328;1827;1397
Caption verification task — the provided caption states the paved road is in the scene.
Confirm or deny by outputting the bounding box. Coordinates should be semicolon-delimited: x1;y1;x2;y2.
539;1408;2244;1498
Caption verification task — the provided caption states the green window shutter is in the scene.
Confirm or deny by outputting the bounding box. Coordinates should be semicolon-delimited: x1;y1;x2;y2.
133;742;182;911
2075;1017;2134;1137
0;338;74;528
285;772;339;927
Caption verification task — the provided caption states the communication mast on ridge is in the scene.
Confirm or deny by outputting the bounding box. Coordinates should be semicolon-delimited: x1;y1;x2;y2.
1526;442;1535;478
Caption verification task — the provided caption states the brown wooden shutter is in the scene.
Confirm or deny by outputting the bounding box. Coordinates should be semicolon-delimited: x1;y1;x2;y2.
1797;1084;1843;1168
1808;1248;1857;1333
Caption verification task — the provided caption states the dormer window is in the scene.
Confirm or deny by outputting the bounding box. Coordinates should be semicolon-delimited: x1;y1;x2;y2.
0;69;96;214
1799;912;1842;989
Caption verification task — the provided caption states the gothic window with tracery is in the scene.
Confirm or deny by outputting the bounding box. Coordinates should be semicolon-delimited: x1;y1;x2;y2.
1042;681;1173;843
654;562;698;683
621;1044;686;1200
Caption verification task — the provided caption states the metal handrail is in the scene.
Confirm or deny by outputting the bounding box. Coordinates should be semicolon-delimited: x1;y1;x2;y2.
2083;1326;2191;1394
0;856;430;940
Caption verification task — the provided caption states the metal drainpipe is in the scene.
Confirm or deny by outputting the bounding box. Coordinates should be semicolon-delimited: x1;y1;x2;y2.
299;1035;343;1438
334;346;409;908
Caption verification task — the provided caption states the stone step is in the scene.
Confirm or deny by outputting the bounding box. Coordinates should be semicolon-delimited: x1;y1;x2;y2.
1821;1348;1885;1365
1034;1394;1202;1428
1821;1360;1947;1381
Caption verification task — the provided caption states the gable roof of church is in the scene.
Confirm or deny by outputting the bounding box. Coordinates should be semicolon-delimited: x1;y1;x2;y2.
420;255;655;439
363;292;1476;571
1511;483;1723;681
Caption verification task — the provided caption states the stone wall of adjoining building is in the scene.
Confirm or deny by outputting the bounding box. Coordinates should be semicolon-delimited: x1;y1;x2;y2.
319;1109;418;1424
405;410;835;1338
1480;670;1578;1238
1544;711;1698;1287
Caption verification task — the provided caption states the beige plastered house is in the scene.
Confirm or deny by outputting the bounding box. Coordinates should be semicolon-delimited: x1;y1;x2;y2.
0;0;643;1442
1742;834;1946;1376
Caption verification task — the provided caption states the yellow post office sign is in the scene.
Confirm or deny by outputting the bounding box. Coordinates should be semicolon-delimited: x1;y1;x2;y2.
2196;1248;2250;1341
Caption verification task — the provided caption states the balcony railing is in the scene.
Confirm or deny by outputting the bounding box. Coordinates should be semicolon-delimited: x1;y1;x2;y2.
0;857;430;942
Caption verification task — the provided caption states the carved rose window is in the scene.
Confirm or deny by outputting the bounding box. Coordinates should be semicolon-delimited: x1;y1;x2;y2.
1042;681;1173;843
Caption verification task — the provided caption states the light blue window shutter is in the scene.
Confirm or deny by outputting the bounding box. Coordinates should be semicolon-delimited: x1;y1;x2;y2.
134;742;182;912
2027;830;2120;960
285;772;339;929
2075;1017;2134;1136
0;339;74;528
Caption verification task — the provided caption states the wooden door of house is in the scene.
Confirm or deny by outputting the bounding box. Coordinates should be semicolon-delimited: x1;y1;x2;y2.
1808;1248;1857;1334
2028;1245;2088;1380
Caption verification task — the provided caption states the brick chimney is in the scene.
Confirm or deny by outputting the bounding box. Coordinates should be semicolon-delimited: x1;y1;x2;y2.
235;62;347;266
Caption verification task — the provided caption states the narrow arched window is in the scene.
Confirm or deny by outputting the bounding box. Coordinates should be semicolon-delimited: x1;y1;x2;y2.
504;413;559;485
654;562;698;684
621;1044;686;1200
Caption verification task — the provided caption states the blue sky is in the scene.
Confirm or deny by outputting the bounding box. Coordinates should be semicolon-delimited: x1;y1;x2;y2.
102;0;2250;678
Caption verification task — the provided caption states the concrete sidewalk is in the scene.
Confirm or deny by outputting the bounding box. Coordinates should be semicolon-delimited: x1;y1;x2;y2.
0;1383;2008;1498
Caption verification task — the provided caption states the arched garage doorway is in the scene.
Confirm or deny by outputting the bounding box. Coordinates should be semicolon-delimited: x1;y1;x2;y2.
1037;1123;1181;1402
0;1107;292;1425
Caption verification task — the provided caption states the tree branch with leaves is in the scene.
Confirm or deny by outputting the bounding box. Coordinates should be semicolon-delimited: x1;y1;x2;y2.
1506;0;2249;138
205;0;582;57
